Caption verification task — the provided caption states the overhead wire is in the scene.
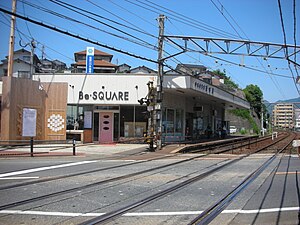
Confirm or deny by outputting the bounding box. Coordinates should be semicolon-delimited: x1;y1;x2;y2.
124;0;241;39
1;11;75;73
53;0;157;39
103;0;157;37
20;0;157;51
22;0;33;39
84;0;203;76
210;0;287;99
278;0;300;96
293;0;299;77
0;7;158;64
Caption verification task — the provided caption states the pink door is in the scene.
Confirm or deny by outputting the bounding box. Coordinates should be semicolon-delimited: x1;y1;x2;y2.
99;112;113;143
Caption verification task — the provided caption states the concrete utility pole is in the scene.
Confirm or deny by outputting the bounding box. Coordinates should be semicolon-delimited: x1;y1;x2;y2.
156;14;165;150
7;0;17;77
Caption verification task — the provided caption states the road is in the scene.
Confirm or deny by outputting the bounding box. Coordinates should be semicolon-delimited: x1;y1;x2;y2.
0;144;299;225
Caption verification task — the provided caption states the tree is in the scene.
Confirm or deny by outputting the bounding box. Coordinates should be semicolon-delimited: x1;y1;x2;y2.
213;69;239;89
243;84;263;119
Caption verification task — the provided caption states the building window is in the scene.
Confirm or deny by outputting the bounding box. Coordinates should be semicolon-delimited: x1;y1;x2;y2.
18;71;30;78
163;108;184;135
120;105;147;138
67;105;93;130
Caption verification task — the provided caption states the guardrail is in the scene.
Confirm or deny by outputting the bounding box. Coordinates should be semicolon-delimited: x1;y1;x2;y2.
0;138;77;157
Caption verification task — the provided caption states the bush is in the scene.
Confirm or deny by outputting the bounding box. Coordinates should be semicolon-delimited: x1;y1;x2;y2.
229;109;259;134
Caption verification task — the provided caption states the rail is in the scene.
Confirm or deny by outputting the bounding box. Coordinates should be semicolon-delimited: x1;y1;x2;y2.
188;133;294;224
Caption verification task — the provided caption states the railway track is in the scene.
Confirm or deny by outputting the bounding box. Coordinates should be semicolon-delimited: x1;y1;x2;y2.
74;133;296;224
0;132;297;224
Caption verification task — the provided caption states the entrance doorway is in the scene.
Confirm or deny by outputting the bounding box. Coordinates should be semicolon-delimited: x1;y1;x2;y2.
99;112;113;143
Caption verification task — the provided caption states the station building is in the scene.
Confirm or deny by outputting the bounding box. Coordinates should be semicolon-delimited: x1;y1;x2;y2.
0;49;250;144
28;71;249;143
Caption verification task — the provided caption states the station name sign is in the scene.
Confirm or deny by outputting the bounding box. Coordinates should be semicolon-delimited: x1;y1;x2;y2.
79;91;129;101
193;81;214;95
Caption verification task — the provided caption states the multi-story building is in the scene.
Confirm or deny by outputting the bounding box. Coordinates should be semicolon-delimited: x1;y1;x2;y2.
294;109;300;131
272;103;295;129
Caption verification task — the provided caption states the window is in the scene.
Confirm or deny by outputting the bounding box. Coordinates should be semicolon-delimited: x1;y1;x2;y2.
18;71;30;78
163;108;183;135
67;105;93;130
22;55;30;62
120;105;147;137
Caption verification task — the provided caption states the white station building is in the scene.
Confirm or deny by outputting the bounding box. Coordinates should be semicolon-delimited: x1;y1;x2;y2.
33;72;250;144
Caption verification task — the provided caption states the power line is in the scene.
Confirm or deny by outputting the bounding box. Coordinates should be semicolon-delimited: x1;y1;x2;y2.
20;0;157;50
210;0;287;99
101;0;157;37
124;0;240;39
0;7;158;64
51;0;157;39
292;0;299;77
278;0;300;96
22;0;33;39
210;0;242;39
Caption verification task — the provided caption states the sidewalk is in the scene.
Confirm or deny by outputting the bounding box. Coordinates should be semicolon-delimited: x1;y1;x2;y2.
0;143;149;157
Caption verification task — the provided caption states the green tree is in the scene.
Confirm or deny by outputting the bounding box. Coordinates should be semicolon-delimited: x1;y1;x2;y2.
213;69;239;89
243;84;263;119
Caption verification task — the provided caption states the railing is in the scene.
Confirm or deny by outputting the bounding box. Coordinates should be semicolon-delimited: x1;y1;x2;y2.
0;138;77;157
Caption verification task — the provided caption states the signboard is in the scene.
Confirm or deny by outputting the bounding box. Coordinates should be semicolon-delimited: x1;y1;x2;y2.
22;108;37;137
86;47;94;74
84;111;92;129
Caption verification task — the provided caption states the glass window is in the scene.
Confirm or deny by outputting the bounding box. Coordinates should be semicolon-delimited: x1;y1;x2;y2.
120;105;147;138
166;109;175;133
67;105;93;130
175;109;183;133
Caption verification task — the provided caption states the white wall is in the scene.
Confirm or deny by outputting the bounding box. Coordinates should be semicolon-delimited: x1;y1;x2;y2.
33;74;156;105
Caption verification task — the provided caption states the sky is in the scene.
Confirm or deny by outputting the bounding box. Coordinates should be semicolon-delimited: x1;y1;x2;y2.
0;0;299;103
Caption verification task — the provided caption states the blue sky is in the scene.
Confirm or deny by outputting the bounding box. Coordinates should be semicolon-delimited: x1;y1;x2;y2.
0;0;299;103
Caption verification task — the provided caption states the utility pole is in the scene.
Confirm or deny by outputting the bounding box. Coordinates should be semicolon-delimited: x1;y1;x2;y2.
261;106;264;136
7;0;17;77
156;14;165;150
30;39;36;78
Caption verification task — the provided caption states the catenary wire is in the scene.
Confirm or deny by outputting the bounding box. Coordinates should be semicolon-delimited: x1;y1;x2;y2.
20;0;157;51
0;7;158;64
52;0;157;39
278;0;300;96
293;0;299;77
210;0;288;99
124;0;241;39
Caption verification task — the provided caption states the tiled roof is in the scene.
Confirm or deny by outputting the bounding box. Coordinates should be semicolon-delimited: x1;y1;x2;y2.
74;49;112;56
74;60;117;67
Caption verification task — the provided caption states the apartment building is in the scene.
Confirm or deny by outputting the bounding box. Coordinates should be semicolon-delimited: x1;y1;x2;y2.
272;103;294;129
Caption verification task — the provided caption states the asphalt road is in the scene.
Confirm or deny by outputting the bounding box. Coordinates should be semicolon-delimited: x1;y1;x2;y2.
0;146;299;225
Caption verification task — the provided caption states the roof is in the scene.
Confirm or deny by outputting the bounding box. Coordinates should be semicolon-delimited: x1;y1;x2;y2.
176;64;207;70
129;65;156;73
74;60;117;67
74;49;112;56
